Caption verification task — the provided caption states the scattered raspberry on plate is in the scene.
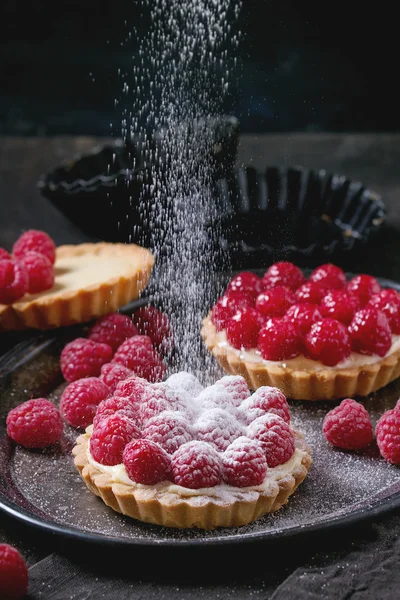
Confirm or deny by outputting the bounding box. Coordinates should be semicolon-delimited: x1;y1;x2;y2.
89;313;139;352
0;544;28;600
133;306;174;353
60;338;113;382
322;398;373;451
112;335;166;382
376;406;400;465
6;398;63;448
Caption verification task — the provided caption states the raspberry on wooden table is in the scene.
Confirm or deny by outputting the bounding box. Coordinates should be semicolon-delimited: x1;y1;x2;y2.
320;290;360;325
226;271;262;299
285;302;323;334
166;371;204;396
258;318;301;361
376;407;400;464
93;395;140;428
255;286;296;318
247;413;295;467
133;305;174;352
348;307;392;357
123;439;171;484
262;261;305;292
6;398;63;448
90;413;140;466
347;274;381;307
211;293;253;331
309;263;346;290
226;307;264;349
322;398;373;451
12;229;56;265
0;544;28;600
222;436;268;487
295;281;328;304
214;375;250;405
143;410;193;454
60;338;113;382
304;318;351;366
0;258;28;304
0;248;11;260
368;289;400;334
20;251;54;294
238;386;290;425
60;377;110;428
112;335;166;382
89;313;139;352
99;363;132;393
194;408;244;451
171;440;222;489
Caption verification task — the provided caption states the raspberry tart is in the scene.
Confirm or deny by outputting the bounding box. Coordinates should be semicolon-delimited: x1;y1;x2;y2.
201;262;400;401
73;373;311;529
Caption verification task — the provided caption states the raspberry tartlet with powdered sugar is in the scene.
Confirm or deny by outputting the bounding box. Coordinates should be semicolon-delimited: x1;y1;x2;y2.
73;373;311;529
201;262;400;401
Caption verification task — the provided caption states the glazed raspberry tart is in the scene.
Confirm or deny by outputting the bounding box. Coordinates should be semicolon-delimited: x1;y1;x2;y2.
72;373;311;529
201;263;400;401
0;243;154;331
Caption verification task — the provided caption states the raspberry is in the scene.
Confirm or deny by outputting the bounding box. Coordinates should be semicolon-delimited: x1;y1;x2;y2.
112;336;166;382
114;374;150;400
309;263;346;290
284;302;323;334
123;439;171;484
247;413;295;467
0;544;28;600
304;319;351;366
93;395;140;428
20;251;54;294
0;259;28;304
60;338;113;382
211;293;252;331
347;274;381;307
222;436;268;487
238;387;290;425
143;411;193;454
320;290;360;325
60;377;110;428
90;413;140;465
13;229;56;264
6;398;63;448
295;281;327;304
166;371;204;396
257;318;301;361
89;313;138;352
196;386;239;416
255;286;296;318
376;408;400;464
348;307;392;357
368;289;400;334
226;307;264;349
226;271;262;299
262;262;305;292
194;408;244;451
99;363;132;393
214;375;250;405
133;305;174;352
171;440;222;489
322;398;373;451
0;248;11;260
139;383;189;425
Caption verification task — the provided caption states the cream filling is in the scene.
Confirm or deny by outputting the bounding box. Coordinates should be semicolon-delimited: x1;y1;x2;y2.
213;325;400;371
87;445;306;501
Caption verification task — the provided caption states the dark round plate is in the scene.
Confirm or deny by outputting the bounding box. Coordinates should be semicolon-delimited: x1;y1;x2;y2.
1;283;400;548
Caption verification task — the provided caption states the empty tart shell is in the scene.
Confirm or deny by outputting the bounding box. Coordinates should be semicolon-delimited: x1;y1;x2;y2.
201;316;400;401
0;243;154;331
73;426;312;530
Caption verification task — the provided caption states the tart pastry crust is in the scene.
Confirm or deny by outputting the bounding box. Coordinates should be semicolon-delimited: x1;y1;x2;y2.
0;243;154;331
201;316;400;401
73;426;311;530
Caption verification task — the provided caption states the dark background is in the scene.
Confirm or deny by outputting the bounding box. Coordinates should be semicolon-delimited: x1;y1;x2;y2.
0;0;398;136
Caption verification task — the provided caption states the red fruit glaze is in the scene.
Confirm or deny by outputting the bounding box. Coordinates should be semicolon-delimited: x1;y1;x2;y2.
171;440;222;489
0;544;29;600
60;377;110;428
258;318;301;361
368;289;400;334
0;259;28;304
247;413;295;467
304;319;351;366
347;274;381;307
6;398;63;448
89;313;138;352
133;305;174;352
348;307;392;357
226;307;264;350
323;398;373;451
60;338;113;382
309;263;346;290
222;436;267;487
211;293;252;331
20;251;54;294
123;439;171;484
320;290;360;325
238;386;290;425
99;363;132;393
285;302;323;334
376;408;400;465
112;336;166;382
13;229;56;265
143;411;193;454
90;413;140;466
262;261;305;291
255;286;296;318
295;281;328;304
